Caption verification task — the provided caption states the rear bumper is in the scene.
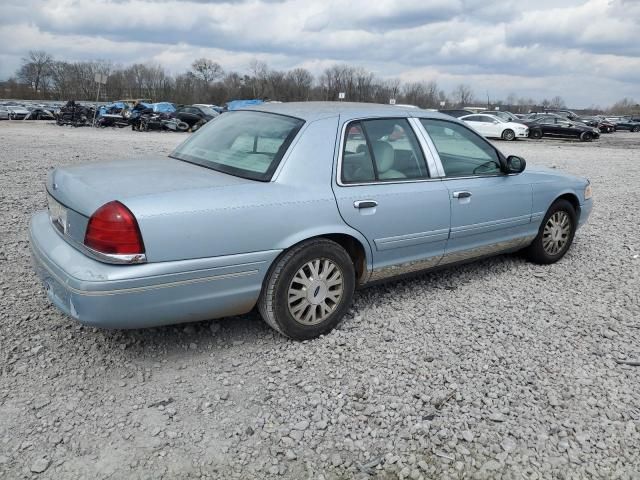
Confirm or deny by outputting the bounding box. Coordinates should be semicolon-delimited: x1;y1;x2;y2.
29;211;280;328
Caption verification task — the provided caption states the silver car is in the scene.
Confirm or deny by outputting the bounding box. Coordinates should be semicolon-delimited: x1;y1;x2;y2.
30;102;593;339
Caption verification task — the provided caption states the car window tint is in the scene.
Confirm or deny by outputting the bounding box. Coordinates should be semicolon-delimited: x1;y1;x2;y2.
341;119;429;183
465;115;480;121
420;119;502;177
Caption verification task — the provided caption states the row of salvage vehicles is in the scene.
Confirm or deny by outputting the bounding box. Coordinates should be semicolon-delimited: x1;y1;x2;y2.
439;109;640;142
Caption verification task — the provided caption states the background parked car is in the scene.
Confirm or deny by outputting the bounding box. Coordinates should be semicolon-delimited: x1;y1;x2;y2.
0;106;9;120
24;107;56;120
605;116;640;132
578;116;616;133
438;109;474;118
544;109;580;121
8;105;30;120
460;113;529;141
530;116;600;141
175;105;219;130
480;110;520;122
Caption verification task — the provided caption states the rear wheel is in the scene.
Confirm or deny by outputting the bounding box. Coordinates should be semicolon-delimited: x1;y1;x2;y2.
258;239;355;340
632;126;640;133
525;199;577;264
502;129;516;141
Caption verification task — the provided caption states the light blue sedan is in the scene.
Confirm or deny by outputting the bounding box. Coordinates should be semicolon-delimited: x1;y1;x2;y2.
30;102;593;339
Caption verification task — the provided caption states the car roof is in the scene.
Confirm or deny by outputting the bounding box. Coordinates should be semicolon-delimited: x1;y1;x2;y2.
244;101;453;122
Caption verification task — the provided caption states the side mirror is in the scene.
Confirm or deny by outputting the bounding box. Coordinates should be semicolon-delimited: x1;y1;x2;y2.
506;155;526;174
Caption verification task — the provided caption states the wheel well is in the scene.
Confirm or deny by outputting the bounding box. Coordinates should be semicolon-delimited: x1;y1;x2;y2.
556;193;580;215
322;234;368;284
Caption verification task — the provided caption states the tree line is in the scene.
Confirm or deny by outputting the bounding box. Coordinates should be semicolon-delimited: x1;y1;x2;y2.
2;50;637;114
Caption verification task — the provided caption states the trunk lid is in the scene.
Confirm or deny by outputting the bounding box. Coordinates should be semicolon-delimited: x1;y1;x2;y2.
47;156;251;217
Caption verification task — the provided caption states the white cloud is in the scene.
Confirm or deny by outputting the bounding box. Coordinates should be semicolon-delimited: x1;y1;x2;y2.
0;0;638;106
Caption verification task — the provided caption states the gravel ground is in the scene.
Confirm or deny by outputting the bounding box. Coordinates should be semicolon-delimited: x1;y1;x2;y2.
1;122;639;480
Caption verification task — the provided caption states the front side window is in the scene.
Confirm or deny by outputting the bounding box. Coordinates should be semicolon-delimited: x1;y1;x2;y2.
420;119;502;177
341;118;428;184
170;111;304;181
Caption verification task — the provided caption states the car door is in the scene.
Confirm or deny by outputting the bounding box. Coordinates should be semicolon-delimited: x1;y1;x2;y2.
463;115;489;136
483;116;503;138
556;120;580;138
332;117;451;280
418;118;533;263
536;117;556;136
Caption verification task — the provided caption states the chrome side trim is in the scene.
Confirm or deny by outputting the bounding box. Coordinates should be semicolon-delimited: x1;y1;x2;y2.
407;117;443;177
374;228;450;251
364;235;536;284
449;214;532;238
440;236;536;266
409;117;447;177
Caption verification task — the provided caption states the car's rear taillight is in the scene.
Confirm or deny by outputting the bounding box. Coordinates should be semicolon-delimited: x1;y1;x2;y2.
84;201;145;256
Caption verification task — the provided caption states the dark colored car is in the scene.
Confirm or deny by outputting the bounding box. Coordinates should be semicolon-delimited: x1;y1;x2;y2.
607;117;640;132
175;105;219;129
579;116;615;133
25;107;56;120
438;109;474;118
544;109;580;121
530;116;600;141
513;119;544;139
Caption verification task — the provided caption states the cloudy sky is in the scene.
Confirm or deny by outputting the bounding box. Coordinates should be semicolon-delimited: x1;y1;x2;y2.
1;0;638;107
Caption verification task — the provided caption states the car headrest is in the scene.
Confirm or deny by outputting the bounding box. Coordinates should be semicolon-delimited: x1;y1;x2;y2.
371;141;394;173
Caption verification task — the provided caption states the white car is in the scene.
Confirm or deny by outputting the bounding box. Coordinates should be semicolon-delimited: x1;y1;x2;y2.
0;107;10;120
8;106;30;120
460;113;529;141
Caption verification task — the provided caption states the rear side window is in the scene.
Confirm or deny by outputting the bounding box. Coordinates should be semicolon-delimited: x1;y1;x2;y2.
341;118;429;184
420;119;501;177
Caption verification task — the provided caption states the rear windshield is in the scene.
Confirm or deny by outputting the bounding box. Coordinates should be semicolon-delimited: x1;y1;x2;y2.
170;111;304;181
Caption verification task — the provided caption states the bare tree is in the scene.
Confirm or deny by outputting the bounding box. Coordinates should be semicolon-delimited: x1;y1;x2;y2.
608;97;638;114
550;96;566;108
451;84;474;107
191;58;224;83
17;50;53;94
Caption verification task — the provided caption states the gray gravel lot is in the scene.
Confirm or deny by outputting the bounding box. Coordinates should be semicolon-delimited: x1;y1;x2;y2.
1;122;639;479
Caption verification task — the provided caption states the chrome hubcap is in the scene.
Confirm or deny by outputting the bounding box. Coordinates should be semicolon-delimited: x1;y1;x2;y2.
543;211;571;255
288;259;343;325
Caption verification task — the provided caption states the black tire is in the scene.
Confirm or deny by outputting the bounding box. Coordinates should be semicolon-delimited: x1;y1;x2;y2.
176;121;189;132
524;199;577;265
632;126;640;133
530;129;543;140
502;129;516;141
258;239;355;340
580;132;593;142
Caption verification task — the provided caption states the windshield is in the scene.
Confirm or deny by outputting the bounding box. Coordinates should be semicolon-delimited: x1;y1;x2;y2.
170;111;304;181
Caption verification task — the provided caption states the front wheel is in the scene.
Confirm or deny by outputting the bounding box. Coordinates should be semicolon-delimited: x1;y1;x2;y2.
525;199;577;264
258;239;355;340
502;129;516;141
580;132;593;142
632;126;640;133
530;129;543;140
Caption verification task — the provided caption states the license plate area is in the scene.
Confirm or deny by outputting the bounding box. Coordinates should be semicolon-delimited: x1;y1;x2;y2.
47;194;68;235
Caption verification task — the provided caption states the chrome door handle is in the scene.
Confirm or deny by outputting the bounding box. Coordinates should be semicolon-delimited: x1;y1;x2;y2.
354;200;378;209
452;191;472;199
